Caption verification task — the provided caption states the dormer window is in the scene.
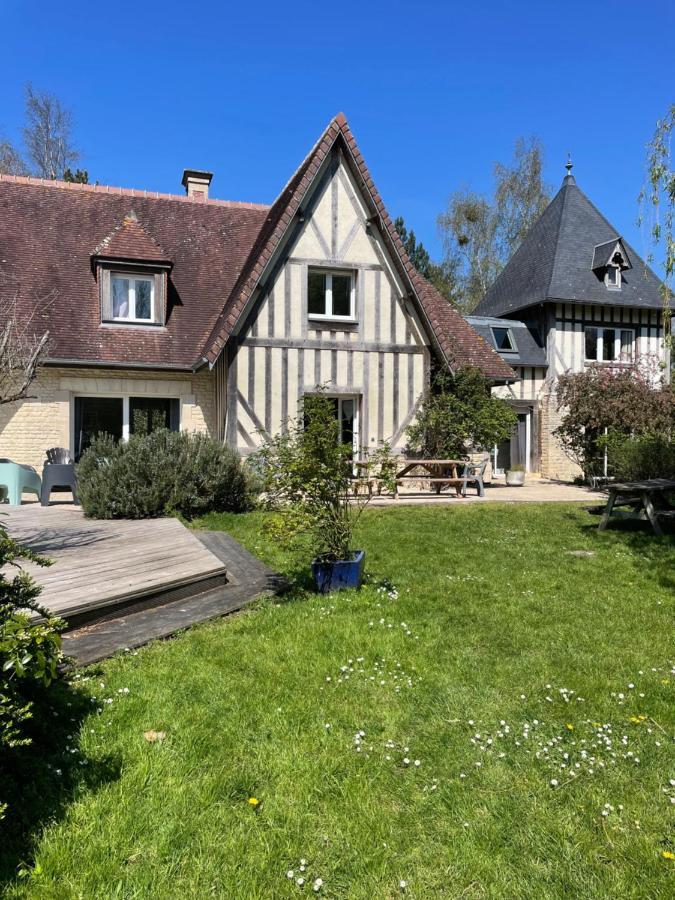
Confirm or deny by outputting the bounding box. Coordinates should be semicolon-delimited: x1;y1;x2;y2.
92;212;172;327
605;265;621;289
491;326;516;352
592;240;631;290
111;274;154;322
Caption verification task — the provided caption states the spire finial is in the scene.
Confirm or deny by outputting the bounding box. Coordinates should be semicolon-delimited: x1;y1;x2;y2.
565;153;573;178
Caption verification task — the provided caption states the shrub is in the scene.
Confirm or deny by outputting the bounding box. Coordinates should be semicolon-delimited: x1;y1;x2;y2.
254;393;395;562
0;524;62;819
555;365;674;477
76;430;254;519
406;367;516;459
603;431;675;481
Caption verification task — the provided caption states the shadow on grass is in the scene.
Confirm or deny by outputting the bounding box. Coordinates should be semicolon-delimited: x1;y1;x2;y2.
0;674;121;886
581;514;675;593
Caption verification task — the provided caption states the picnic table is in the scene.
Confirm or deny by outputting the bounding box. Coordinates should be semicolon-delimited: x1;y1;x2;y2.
598;478;675;536
394;459;465;496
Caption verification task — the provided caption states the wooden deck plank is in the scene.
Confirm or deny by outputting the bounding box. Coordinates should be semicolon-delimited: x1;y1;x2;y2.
2;505;227;617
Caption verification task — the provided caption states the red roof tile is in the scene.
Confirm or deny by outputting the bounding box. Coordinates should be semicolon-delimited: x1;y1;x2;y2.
203;114;514;381
92;212;171;264
0;121;513;381
0;178;268;369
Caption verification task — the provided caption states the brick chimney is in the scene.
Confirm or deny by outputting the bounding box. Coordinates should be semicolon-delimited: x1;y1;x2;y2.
181;169;213;200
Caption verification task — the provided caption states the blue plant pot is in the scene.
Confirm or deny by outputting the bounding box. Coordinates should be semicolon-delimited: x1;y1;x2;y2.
311;550;365;594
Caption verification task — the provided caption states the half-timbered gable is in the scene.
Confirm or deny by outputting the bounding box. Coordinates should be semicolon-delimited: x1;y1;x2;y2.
0;112;514;472
226;149;431;456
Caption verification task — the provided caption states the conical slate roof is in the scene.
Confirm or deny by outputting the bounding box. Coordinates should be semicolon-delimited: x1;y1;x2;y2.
474;174;666;317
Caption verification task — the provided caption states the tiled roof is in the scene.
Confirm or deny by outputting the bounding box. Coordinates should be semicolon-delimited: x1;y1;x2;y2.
203;114;514;381
0;120;513;380
92;212;171;264
0;177;268;368
475;174;668;318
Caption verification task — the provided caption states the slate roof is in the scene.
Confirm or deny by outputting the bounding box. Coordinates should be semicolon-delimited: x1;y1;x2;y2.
474;174;668;318
0;116;513;380
465;316;548;367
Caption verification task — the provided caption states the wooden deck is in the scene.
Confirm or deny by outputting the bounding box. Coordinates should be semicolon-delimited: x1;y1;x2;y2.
2;504;228;619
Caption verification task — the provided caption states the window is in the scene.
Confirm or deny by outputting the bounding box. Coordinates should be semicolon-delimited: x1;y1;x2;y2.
605;265;621;289
308;270;354;319
303;395;359;459
111;274;154;322
584;326;634;363
491;327;516;352
74;396;179;459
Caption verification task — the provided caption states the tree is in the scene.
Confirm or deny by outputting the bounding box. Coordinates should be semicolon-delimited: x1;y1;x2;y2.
639;105;675;349
406;367;517;459
0;85;82;180
394;216;458;304
63;168;89;184
0;278;50;405
0;139;28;176
555;364;674;476
438;137;551;311
23;84;79;180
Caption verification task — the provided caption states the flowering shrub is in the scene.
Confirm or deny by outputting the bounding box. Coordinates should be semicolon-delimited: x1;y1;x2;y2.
0;523;62;819
555;364;674;476
406;367;516;459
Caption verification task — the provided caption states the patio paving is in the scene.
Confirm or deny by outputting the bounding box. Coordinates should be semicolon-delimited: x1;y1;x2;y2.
369;477;606;506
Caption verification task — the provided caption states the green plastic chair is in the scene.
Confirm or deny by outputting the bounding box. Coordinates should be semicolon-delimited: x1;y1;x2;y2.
0;461;42;505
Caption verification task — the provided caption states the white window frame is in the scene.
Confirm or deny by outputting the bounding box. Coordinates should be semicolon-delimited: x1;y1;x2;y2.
584;325;635;363
604;265;621;290
307;269;356;321
111;272;155;323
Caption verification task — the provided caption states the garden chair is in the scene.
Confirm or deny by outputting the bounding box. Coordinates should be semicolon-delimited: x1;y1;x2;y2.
0;460;42;505
41;447;79;506
461;455;489;497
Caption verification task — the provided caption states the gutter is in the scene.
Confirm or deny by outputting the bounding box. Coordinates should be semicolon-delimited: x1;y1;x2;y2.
44;357;199;373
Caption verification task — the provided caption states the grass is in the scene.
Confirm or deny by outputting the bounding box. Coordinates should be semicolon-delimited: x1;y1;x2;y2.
1;503;674;898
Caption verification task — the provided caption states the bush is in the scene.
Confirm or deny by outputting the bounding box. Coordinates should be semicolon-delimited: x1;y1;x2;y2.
555;365;674;477
255;393;395;562
0;524;62;819
76;430;254;519
603;431;675;481
406;367;516;459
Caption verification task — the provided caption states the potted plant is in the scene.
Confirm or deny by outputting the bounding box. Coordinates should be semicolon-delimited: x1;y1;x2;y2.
505;464;526;486
255;393;394;593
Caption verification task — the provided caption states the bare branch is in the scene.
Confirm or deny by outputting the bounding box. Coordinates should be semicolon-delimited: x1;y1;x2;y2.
22;83;79;180
0;273;53;404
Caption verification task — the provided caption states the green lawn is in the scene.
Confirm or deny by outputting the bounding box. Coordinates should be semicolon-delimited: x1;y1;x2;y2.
2;504;674;898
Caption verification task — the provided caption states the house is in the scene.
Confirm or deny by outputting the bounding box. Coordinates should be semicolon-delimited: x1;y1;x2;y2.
0;114;513;471
470;163;671;480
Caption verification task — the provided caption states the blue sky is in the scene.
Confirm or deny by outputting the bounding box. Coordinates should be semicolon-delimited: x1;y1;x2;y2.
1;0;673;265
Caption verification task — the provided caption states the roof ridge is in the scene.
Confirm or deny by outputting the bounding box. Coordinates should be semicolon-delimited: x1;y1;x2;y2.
0;172;270;211
544;180;573;298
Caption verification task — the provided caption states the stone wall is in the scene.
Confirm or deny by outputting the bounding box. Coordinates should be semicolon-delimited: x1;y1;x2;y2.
539;389;581;481
0;365;216;471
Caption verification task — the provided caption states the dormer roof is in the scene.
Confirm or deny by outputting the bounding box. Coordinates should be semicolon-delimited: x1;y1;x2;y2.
475;173;668;317
591;238;632;272
92;211;172;267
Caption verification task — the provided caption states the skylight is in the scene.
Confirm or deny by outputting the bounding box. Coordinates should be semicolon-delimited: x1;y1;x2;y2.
491;326;516;352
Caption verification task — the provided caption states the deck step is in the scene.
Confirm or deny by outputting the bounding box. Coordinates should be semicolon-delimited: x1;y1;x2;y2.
62;578;275;666
62;530;288;666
